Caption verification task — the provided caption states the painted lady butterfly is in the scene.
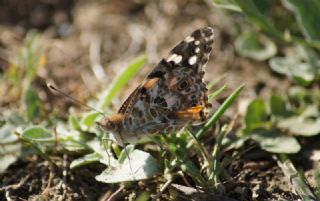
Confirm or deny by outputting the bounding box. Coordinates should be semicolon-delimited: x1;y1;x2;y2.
97;27;214;146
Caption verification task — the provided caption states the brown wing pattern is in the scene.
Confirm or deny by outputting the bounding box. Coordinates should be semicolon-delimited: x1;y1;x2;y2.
119;27;214;139
118;86;142;114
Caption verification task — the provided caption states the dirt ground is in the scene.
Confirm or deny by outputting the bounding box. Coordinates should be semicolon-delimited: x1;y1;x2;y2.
0;0;313;200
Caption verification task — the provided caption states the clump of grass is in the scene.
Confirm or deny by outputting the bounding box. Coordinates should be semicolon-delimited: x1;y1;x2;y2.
0;31;46;174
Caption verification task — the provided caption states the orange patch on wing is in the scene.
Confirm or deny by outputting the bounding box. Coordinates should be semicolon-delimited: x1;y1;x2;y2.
174;105;204;120
143;78;159;89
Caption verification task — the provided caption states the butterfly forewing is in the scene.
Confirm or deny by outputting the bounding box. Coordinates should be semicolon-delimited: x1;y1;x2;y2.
100;27;214;145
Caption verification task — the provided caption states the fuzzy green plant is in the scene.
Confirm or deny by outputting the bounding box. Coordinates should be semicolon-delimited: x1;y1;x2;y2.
0;31;46;174
211;0;320;86
242;87;320;154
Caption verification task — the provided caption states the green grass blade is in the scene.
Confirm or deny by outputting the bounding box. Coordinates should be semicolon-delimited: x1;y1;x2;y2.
196;84;244;138
207;73;227;90
98;55;147;110
282;0;320;41
211;124;229;184
208;84;227;101
180;160;209;189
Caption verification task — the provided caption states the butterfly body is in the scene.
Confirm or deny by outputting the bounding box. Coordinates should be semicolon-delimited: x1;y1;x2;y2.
98;27;214;146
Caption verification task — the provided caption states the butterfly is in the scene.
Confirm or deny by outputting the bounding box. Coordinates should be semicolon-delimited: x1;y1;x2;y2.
97;27;214;147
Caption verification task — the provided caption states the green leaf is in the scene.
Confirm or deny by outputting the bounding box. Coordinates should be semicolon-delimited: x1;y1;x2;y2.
24;88;41;120
69;116;81;131
0;152;20;174
196;84;244;138
87;140;118;166
0;124;21;174
0;124;19;143
208;85;227;101
245;98;268;130
235;33;277;61
270;94;291;117
180;160;208;187
212;0;242;12
81;111;100;128
23;31;42;84
118;144;135;163
22;126;52;141
282;0;320;41
4;112;25;125
233;0;285;42
252;0;275;14
251;128;301;153
269;57;315;86
288;86;310;103
54;124;89;152
95;149;159;183
98;55;147;110
300;105;319;117
70;152;101;169
278;117;320;136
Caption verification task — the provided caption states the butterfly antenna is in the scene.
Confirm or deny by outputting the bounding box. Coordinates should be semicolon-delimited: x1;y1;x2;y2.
47;83;106;117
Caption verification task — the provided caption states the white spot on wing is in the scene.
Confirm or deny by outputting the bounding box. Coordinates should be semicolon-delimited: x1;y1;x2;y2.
195;48;200;53
167;54;182;64
185;36;195;43
188;55;197;65
195;40;200;45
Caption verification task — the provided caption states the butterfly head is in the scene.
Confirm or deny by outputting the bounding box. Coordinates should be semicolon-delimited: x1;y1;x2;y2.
97;113;124;133
97;113;126;146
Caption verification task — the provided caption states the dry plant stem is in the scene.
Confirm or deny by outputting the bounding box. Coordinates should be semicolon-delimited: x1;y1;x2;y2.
277;154;317;201
0;141;19;146
5;191;13;201
152;175;174;201
41;167;54;198
0;175;30;192
99;191;112;201
178;171;192;187
106;185;125;201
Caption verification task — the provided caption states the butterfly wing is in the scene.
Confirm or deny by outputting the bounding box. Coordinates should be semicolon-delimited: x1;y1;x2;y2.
118;27;214;142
